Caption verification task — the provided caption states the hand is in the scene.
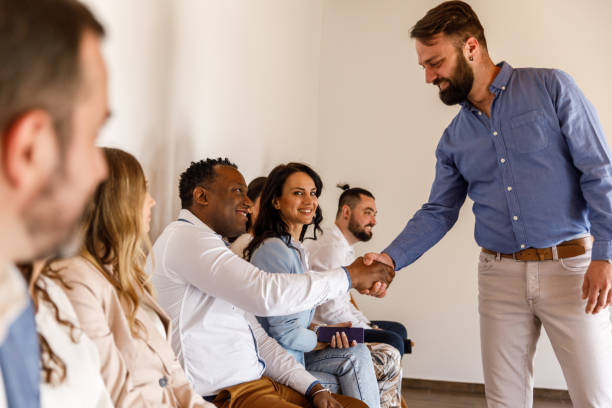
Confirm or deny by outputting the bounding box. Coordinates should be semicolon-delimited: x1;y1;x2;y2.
310;385;342;408
346;256;395;297
582;260;612;314
327;322;357;348
363;252;395;269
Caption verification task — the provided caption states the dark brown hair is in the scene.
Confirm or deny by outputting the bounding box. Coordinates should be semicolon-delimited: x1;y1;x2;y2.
245;163;323;260
410;1;487;50
0;0;105;146
335;184;375;218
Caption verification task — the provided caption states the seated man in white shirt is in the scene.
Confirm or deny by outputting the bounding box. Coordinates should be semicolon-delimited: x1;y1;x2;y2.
305;185;412;408
148;158;394;408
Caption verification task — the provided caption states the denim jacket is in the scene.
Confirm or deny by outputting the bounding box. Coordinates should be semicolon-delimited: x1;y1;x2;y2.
251;236;317;365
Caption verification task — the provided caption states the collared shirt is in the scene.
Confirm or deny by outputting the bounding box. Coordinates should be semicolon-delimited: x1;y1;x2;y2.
385;62;612;269
304;225;371;328
252;236;317;366
0;265;40;408
0;264;28;343
148;209;350;396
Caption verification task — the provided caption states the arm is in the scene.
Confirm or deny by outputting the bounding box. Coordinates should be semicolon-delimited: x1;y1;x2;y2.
251;240;317;352
60;278;146;407
246;314;319;396
550;70;612;313
162;227;350;316
383;138;468;270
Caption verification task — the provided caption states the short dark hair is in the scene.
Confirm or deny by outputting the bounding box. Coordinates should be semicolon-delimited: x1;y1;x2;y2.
410;1;487;50
0;0;105;147
178;158;238;209
336;184;375;218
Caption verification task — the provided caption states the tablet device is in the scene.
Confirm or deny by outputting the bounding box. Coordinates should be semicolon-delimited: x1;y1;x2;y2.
317;327;365;344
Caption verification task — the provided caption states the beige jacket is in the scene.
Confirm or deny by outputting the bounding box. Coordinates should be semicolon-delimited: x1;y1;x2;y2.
54;256;211;408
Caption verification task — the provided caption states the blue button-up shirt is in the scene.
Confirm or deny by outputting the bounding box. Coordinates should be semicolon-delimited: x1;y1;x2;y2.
385;62;612;269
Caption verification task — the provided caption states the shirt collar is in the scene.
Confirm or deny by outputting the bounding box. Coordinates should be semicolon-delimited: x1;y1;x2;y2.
177;209;217;235
332;224;354;252
460;61;513;112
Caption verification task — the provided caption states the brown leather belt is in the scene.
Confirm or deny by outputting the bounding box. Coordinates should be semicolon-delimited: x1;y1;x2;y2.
482;237;593;261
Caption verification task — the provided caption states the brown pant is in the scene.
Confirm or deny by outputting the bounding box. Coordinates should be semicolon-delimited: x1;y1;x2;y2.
211;377;368;408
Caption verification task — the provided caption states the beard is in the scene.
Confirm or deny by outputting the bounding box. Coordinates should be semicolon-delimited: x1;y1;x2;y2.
20;171;90;261
348;216;373;242
434;50;474;106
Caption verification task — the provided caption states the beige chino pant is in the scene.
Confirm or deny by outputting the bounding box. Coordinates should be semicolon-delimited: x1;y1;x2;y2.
478;250;612;408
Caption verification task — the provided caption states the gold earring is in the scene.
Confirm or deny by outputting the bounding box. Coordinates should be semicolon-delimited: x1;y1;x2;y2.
469;55;474;61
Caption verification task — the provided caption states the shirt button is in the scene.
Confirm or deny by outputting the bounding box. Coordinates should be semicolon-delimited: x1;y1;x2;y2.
507;186;512;191
500;158;506;163
478;111;482;116
501;86;506;90
159;376;168;387
520;244;526;249
493;131;498;136
513;216;518;221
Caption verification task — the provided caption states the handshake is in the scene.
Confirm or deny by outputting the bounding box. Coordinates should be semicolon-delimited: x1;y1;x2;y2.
345;252;396;298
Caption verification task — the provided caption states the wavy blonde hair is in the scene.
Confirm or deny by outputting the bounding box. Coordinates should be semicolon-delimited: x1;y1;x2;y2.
80;147;153;338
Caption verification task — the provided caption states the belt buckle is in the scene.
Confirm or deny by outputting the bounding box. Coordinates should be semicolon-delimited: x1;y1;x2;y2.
512;251;526;262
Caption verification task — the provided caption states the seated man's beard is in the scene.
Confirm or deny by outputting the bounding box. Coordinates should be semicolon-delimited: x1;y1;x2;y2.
435;54;474;106
348;219;373;242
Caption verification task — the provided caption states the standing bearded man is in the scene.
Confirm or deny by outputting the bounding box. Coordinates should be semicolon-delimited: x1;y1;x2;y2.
366;1;612;407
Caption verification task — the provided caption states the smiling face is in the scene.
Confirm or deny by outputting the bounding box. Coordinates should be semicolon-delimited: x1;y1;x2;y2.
416;33;474;106
347;194;377;242
273;171;318;239
205;165;251;238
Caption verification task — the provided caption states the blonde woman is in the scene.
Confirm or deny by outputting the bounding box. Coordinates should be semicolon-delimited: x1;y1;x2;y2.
51;148;212;407
19;261;113;408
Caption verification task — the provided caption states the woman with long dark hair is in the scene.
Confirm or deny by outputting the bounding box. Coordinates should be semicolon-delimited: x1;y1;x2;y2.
245;163;380;408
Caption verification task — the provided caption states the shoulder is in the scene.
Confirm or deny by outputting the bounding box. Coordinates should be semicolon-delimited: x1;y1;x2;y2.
254;237;292;257
51;256;112;297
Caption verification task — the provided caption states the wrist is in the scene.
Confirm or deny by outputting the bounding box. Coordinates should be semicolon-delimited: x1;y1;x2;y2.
309;386;331;400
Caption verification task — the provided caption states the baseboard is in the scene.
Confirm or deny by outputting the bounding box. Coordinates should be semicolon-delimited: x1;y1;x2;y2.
402;378;571;400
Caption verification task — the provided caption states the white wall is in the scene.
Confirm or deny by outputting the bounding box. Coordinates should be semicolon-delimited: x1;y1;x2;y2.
84;0;612;391
86;0;324;237
317;0;612;390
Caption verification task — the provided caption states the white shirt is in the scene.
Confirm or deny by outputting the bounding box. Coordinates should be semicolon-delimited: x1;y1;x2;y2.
148;209;350;396
304;225;372;328
35;276;113;408
229;233;252;258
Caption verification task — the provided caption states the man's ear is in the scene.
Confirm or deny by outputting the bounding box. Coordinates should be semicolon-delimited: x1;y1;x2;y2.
192;185;209;207
464;36;479;61
2;109;59;203
341;204;351;219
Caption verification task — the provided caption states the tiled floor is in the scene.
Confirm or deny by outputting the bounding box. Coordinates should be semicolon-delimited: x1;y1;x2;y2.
402;388;573;408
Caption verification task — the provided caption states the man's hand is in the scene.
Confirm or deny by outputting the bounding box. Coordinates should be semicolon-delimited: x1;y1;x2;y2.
309;385;342;408
357;252;396;296
346;256;394;298
582;260;612;314
363;252;395;269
